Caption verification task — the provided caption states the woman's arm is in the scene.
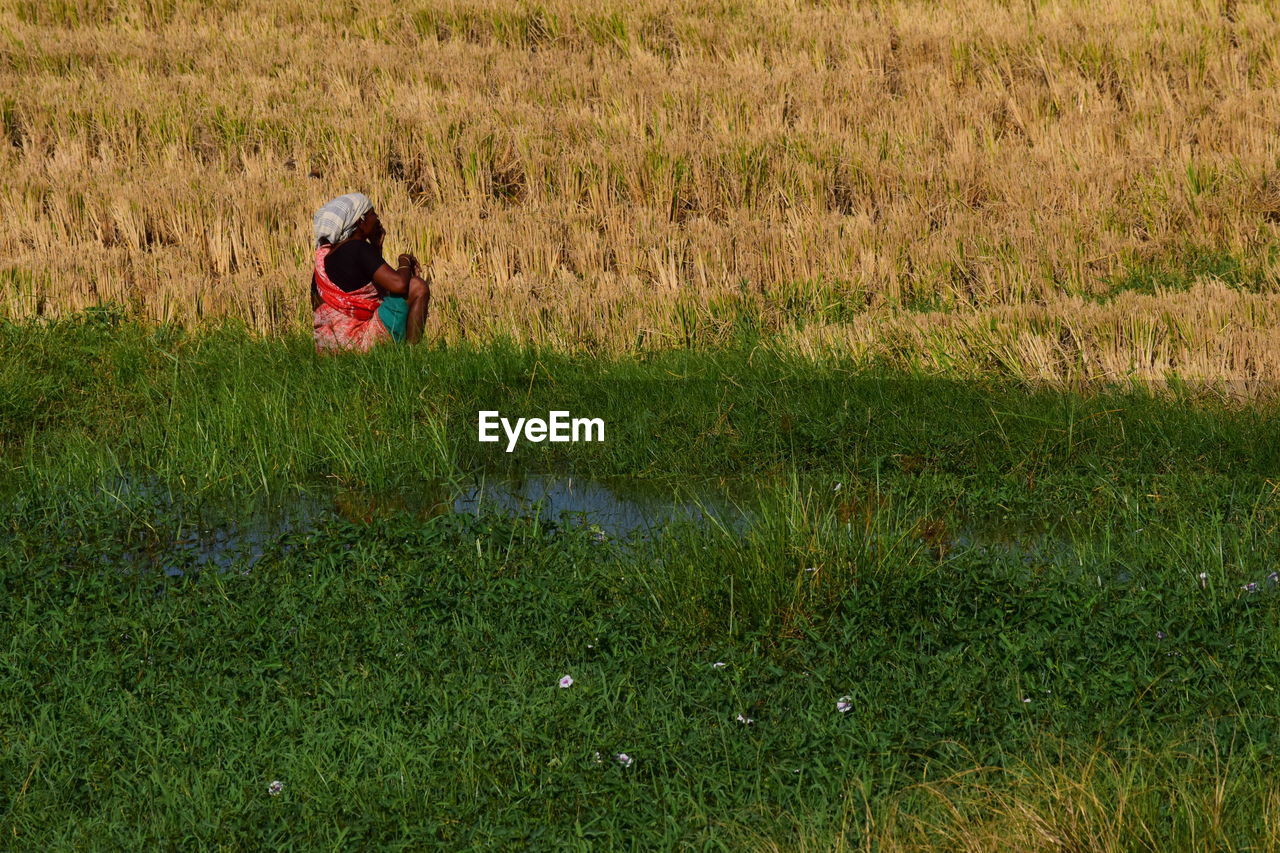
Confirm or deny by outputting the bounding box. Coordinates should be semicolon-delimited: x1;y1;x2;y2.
366;226;418;294
372;261;413;296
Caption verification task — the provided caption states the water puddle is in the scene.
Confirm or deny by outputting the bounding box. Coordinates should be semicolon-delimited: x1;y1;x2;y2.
116;475;749;578
454;475;746;537
105;474;1101;583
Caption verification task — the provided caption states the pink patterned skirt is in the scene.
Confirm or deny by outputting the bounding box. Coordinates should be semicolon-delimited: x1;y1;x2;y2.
313;289;390;354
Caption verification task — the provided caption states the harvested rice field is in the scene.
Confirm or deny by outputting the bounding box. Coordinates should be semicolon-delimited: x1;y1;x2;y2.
5;0;1280;384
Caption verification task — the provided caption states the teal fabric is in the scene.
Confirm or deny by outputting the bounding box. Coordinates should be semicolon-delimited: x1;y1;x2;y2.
377;295;408;343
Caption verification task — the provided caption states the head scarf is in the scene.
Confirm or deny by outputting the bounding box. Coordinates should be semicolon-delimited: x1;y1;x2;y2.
312;192;373;247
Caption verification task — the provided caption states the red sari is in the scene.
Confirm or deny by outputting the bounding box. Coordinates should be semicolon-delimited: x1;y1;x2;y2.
311;244;390;353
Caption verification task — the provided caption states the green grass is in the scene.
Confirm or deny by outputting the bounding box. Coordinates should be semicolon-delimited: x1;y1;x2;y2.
3;316;1280;848
1096;246;1279;301
4;313;1279;510
4;494;1279;848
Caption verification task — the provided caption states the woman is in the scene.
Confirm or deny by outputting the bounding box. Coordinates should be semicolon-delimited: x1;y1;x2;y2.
311;193;430;353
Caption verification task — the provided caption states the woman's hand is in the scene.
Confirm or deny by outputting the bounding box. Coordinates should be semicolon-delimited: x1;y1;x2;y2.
397;253;419;276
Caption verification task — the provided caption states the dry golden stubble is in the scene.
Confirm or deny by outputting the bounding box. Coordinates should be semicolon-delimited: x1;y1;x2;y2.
3;0;1280;386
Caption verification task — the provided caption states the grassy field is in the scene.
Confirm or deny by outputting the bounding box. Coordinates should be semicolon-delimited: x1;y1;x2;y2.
7;314;1280;505
3;317;1280;847
5;496;1280;849
4;0;1280;384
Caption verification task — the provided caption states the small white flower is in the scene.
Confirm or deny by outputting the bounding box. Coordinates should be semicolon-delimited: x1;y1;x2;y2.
833;482;842;492
593;751;603;763
614;753;633;767
836;696;853;713
559;675;574;688
711;661;727;669
1199;572;1208;588
268;780;283;796
805;566;819;574
736;713;754;725
1022;697;1031;703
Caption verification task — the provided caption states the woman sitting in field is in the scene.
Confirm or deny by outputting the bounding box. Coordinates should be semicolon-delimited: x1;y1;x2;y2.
311;193;430;353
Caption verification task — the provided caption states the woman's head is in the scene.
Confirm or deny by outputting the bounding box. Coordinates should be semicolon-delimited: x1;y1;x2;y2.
313;192;373;247
353;208;382;242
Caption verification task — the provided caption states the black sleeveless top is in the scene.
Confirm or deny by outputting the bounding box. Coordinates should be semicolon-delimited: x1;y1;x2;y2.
311;240;388;307
324;240;386;291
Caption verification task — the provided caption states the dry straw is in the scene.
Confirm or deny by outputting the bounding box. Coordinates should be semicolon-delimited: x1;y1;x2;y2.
3;0;1280;387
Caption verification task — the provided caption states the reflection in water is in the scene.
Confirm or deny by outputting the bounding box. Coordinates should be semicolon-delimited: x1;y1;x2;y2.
121;475;748;578
453;475;743;537
109;475;1090;582
121;496;327;578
